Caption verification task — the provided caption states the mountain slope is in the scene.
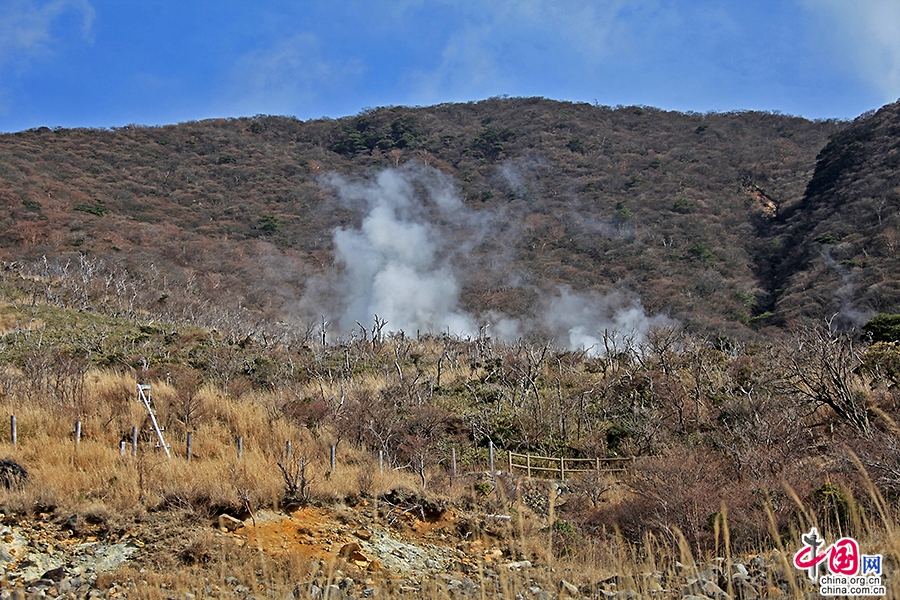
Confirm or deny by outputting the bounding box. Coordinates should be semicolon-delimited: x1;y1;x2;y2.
0;98;843;338
769;101;900;329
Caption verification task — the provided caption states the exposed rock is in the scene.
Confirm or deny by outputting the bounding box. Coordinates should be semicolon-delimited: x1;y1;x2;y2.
217;514;243;532
39;566;64;582
560;579;579;596
749;556;767;570
338;576;355;590
731;577;760;600
683;578;731;600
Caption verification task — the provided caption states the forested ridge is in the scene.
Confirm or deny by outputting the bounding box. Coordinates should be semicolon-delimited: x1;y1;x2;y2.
5;96;893;337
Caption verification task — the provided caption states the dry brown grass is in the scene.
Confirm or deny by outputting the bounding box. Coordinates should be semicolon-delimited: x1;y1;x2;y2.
0;367;433;513
1;366;899;599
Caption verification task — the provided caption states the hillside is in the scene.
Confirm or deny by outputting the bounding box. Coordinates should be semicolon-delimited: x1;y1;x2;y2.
768;101;900;328
8;98;900;596
0;98;850;341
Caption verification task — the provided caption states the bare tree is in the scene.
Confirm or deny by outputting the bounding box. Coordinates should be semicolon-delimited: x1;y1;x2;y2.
779;324;871;433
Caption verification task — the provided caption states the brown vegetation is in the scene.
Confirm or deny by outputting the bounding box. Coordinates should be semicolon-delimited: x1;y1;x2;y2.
0;97;854;336
0;262;898;595
4;98;900;595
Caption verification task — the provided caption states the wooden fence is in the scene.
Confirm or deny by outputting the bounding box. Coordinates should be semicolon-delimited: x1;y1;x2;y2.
507;450;632;480
3;414;632;482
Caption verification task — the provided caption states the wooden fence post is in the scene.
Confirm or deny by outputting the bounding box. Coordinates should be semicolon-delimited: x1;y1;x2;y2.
507;450;512;474
489;440;495;474
186;432;193;462
378;450;383;475
131;426;138;457
74;421;82;448
527;454;532;478
451;448;457;478
286;440;292;459
120;440;126;456
237;436;243;460
330;445;336;473
10;415;16;446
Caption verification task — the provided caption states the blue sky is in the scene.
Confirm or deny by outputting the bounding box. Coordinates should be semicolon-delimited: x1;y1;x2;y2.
1;0;898;133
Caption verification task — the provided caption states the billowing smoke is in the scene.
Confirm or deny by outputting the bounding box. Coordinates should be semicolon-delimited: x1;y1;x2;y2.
541;285;667;352
300;163;670;353
820;247;874;329
485;285;668;353
313;165;479;336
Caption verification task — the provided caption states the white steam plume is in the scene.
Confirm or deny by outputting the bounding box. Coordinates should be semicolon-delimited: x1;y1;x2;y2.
302;163;670;353
540;285;670;353
319;165;478;336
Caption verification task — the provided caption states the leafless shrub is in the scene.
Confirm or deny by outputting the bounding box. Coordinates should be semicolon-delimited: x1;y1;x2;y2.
778;324;871;433
277;453;311;504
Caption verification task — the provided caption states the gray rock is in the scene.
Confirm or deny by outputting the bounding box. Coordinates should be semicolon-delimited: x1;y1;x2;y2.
324;584;343;599
40;565;65;582
695;567;724;583
731;577;760;600
560;579;579;596
683;578;731;600
338;577;354;590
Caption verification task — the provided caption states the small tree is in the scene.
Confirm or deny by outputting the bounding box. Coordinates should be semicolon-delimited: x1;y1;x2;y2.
170;366;206;430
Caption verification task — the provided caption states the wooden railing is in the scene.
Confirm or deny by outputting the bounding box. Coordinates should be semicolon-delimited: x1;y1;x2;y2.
507;450;632;480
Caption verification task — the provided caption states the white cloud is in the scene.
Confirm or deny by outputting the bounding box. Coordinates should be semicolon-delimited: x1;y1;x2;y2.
405;0;649;103
801;0;900;104
411;25;508;101
0;0;94;68
225;33;362;117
